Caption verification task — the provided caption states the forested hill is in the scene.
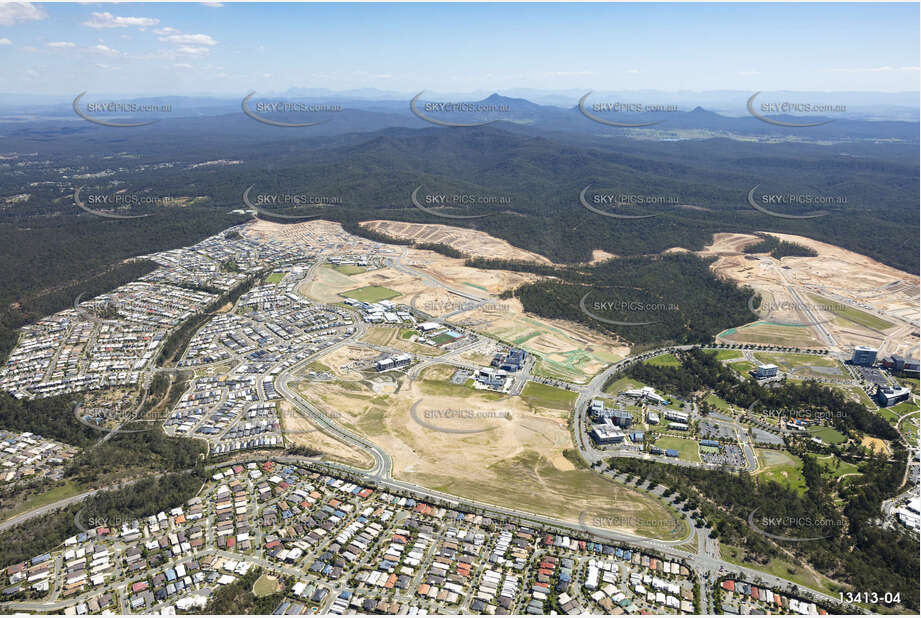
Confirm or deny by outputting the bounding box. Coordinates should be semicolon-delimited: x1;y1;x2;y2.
2;122;918;275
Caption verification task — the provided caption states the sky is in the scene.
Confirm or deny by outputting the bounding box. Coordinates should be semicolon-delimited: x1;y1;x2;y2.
0;1;919;96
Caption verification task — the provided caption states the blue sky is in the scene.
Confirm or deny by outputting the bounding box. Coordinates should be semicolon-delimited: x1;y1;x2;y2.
0;2;918;95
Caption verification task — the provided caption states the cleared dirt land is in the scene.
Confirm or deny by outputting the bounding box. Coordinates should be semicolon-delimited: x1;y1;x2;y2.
360;220;553;264
702;232;919;356
291;362;685;540
278;400;374;469
295;237;628;383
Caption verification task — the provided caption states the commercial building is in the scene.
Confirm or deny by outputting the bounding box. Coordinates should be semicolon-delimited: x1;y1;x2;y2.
491;348;527;372
588;401;632;428
896;496;921;532
475;367;508;389
875;384;911;407
375;353;412;372
882;354;920;376
663;410;689;424
623;386;667;405
589;424;626;445
751;364;778;379
851;346;878;367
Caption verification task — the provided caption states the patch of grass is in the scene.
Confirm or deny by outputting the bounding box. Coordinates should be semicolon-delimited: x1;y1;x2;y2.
333;264;368;276
754;351;839;369
430;332;458;345
807;425;847;445
719;321;822;348
888;401;920;416
720;544;843;598
654;436;700;462
265;272;285;284
704;393;731;412
898;413;919;443
646;353;680;368
816;455;860;479
896;377;919;394
306;361;331;373
711;349;744;361
756;449;807;494
340;285;400;303
0;480;84;521
876;406;901;424
604;376;645;395
728;360;754;376
807;293;894;331
520;381;578;411
830;384;878;408
252;573;279;598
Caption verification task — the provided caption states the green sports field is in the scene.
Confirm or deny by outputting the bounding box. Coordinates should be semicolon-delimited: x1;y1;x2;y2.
340;285;401;303
655;437;700;462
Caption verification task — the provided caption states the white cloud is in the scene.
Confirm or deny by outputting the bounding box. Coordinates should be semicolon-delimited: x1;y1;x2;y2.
153;27;180;36
174;63;194;70
90;44;120;56
47;41;77;48
831;66;919;73
159;33;217;46
626;69;640;74
95;63;120;71
24;69;39;79
201;2;224;7
177;45;211;57
0;2;46;26
0;38;12;46
83;11;159;29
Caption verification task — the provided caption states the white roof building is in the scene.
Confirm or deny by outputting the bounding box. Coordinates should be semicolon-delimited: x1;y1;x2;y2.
623;386;666;404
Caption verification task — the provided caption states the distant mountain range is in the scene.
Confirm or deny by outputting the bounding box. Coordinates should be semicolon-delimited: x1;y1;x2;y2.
2;91;917;144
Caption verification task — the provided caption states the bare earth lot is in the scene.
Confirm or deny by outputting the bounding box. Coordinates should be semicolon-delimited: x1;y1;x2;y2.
292;362;684;540
701;232;919;356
